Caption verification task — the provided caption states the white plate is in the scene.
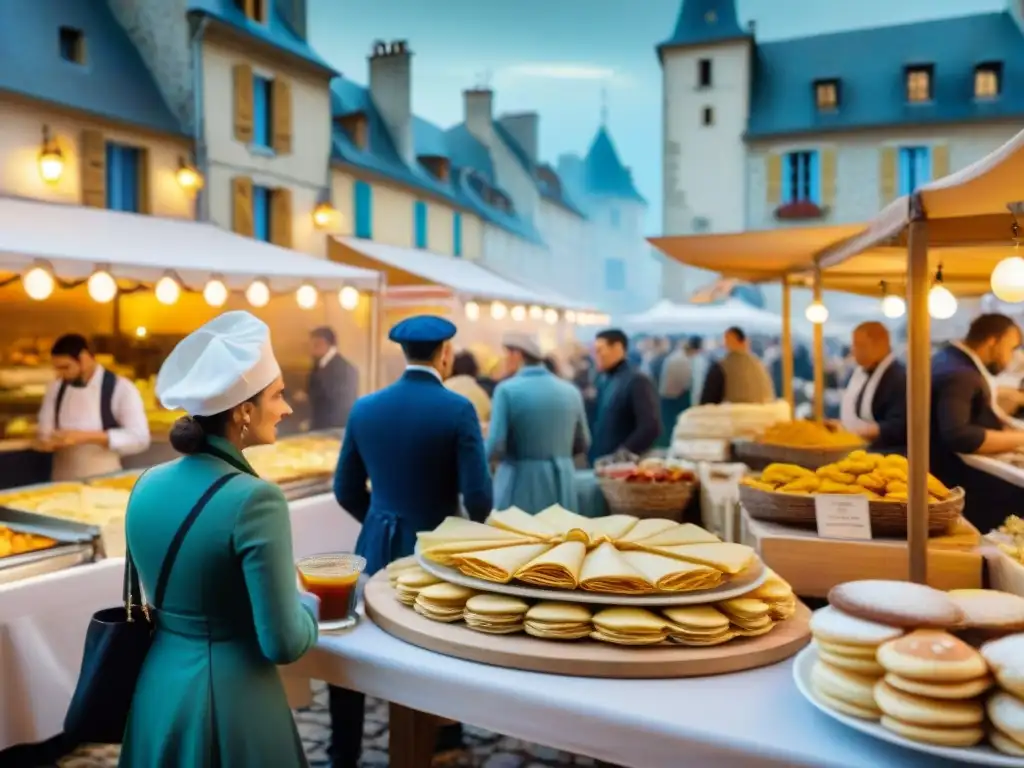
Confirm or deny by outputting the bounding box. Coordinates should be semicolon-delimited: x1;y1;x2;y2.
414;546;767;606
792;646;1024;767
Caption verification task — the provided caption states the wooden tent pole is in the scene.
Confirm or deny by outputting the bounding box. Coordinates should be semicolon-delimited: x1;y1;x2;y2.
781;278;794;416
813;273;825;423
906;210;931;585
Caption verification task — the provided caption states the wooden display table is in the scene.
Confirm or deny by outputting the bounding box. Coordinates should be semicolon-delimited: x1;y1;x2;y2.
740;509;983;597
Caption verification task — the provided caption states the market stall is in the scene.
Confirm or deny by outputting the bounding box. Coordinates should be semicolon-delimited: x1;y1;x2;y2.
0;198;383;488
329;236;607;384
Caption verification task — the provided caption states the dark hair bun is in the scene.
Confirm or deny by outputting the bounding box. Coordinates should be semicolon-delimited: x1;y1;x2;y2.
169;416;205;454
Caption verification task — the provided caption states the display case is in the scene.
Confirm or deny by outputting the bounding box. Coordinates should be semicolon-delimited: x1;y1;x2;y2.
0;505;101;585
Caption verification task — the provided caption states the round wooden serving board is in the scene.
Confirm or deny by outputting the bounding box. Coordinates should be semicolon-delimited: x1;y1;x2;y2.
364;572;812;679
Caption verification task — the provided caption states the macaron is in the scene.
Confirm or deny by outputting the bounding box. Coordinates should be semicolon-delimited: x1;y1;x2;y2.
980;634;1024;698
810;605;903;647
828;580;964;629
947;589;1024;632
987;691;1024;748
876;630;987;683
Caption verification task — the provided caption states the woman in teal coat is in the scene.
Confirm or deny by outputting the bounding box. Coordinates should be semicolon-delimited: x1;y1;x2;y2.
120;311;319;767
485;334;590;513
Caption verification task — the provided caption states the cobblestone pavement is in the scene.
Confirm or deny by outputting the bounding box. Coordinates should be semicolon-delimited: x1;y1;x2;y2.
55;683;593;767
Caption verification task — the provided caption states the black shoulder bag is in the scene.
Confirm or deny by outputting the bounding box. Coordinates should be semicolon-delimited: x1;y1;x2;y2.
64;471;240;744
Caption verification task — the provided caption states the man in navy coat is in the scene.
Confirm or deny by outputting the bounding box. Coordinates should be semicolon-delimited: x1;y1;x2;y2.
329;314;492;766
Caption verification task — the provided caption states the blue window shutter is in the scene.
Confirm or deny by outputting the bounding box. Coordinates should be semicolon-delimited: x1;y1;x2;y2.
414;201;428;248
809;151;821;205
253;186;270;241
918;147;932;186
453;212;462;257
898;148;912;195
105;144;117;210
354;181;373;238
781;153;794;204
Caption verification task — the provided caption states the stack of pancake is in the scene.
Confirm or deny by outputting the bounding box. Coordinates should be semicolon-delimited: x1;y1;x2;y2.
981;634;1024;756
717;598;775;637
590;607;668;646
523;602;592;640
874;630;990;748
662;605;735;647
463;594;530;634
745;569;797;621
386;555;419;586
413;583;477;623
394;567;441;606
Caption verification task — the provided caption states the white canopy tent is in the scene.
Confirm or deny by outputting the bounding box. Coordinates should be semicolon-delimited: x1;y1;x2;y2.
618;298;790;335
0;197;381;291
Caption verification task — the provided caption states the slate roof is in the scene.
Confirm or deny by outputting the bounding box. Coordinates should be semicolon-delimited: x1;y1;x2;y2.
0;0;184;135
584;128;646;204
188;0;336;75
488;121;585;217
657;0;749;58
747;11;1024;137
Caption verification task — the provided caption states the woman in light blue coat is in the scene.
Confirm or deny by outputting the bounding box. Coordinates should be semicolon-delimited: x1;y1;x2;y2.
485;334;590;513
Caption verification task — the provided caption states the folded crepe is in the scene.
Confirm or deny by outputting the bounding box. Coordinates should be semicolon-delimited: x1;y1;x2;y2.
417;517;538;548
616;518;678;546
629;523;720;548
584;514;639;544
619;550;723;592
534;505;591;543
647;542;757;575
419;539;535;566
449;542;554;583
487;507;560;540
578;542;651;594
514;540;587;589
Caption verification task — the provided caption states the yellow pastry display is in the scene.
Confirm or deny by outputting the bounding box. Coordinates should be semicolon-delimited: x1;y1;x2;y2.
741;453;952;503
242;435;341;482
416;506;761;596
0;525;58;559
757;420;865;449
0;484;130;527
387;561;799;648
996;515;1024;564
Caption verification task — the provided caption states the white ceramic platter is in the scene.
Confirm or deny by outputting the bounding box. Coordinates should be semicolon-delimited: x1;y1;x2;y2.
414;546;768;606
792;646;1024;767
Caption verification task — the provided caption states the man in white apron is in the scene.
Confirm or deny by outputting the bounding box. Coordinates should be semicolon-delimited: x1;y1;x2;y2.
35;334;151;480
839;322;907;453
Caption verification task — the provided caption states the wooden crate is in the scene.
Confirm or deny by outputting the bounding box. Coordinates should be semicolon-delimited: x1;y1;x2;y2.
740;508;983;597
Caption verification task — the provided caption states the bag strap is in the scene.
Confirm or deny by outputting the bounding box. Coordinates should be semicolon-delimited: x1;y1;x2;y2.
99;369;119;431
54;380;68;431
151;472;240;610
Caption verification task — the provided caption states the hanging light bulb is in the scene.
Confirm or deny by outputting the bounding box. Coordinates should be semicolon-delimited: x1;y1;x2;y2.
22;265;54;301
465;301;480;321
154;274;180;305
87;270;117;304
491;301;507;320
543;308;558;325
528;305;543;320
203;278;228;307
881;294;906;319
565;310;577;324
510;305;526;321
296;284;318;309
246;279;270;308
805;300;829;325
928;264;957;319
991;226;1024;303
338;286;360;310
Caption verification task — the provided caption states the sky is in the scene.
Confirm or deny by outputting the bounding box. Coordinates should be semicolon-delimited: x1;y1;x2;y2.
309;0;1008;234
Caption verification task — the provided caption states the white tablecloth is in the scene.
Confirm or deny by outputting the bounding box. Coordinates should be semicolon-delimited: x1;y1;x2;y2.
0;493;358;749
289;615;967;768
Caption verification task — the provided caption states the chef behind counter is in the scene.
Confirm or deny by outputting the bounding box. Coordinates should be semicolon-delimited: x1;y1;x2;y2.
34;333;150;481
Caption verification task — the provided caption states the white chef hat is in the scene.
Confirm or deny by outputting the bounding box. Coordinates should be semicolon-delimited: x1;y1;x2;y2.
502;332;542;360
156;311;281;417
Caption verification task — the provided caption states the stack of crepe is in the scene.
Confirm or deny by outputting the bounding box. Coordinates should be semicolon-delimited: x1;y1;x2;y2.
717;598;775;637
486;507;561;540
578;542;650;593
616;522;721;551
394;568;441;606
524;602;593;640
742;569;797;620
618;550;722;592
413;582;477;622
463;594;530;634
644;541;757;576
417;518;540;565
591;607;669;646
386;555;419;586
663;605;737;647
514;541;587;589
449;542;554;584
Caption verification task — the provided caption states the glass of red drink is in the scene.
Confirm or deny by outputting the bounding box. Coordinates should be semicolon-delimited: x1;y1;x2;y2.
296;552;366;631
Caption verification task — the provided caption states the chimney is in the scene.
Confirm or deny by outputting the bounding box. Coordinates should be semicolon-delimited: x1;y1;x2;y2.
497;113;539;165
368;39;413;164
463;88;494;139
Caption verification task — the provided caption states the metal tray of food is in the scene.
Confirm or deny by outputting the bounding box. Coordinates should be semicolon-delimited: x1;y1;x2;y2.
0;544;96;585
0;506;101;583
0;505;101;544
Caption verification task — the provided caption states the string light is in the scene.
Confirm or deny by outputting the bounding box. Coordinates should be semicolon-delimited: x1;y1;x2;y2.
991;223;1024;303
564;310;576;324
296;284;318;309
543;308;558;325
203;278;228;307
338;286;360;310
804;300;829;325
879;280;906;319
246;279;270;308
510;305;526;321
22;266;54;301
87;270;117;304
154;275;180;305
528;305;543;320
928;265;957;319
465;301;480;321
491;302;507;320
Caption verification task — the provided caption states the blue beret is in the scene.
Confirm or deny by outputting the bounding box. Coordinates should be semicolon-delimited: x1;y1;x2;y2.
388;315;457;344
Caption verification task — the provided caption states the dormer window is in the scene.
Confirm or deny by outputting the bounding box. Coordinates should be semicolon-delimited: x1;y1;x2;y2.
59;27;85;65
697;59;713;88
975;62;1002;99
814;79;839;111
420;156;450;183
905;65;933;104
537;166;562;197
235;0;267;23
336;113;368;151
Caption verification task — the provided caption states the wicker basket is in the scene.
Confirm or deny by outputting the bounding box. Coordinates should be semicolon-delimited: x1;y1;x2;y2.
738;484;965;538
597;477;697;520
733;439;865;471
